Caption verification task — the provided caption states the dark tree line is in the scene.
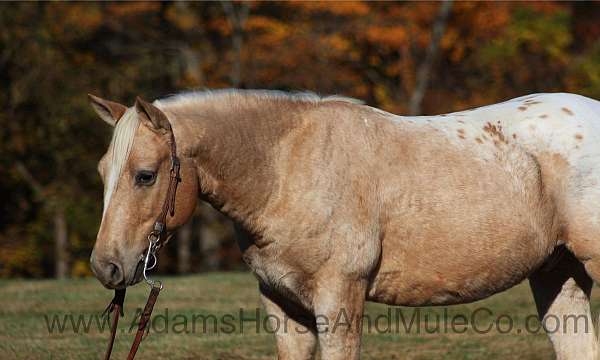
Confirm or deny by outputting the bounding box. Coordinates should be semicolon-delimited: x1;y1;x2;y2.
1;1;599;278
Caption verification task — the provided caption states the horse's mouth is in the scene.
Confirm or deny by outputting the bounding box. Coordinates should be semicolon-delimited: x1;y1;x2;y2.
128;259;145;286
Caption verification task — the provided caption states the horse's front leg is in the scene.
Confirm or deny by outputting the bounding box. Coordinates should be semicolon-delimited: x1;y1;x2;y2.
313;275;368;360
260;284;318;360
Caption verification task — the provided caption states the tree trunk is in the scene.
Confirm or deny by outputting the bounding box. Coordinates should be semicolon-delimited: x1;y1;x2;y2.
16;162;70;279
408;0;453;115
54;206;68;279
177;220;193;274
222;1;249;87
570;2;600;52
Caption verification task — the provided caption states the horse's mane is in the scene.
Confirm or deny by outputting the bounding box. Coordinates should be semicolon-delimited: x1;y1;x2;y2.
153;89;363;108
102;89;360;214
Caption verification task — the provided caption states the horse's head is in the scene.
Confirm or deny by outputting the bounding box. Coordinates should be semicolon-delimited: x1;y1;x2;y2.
88;95;198;289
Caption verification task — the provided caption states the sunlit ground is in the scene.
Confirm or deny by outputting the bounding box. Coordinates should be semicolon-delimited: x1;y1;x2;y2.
1;272;600;359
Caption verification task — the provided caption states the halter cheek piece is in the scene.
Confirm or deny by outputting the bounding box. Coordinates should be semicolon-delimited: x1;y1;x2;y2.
142;126;181;289
102;123;181;360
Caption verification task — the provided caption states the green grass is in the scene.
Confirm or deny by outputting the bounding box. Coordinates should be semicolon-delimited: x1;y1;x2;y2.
1;273;599;359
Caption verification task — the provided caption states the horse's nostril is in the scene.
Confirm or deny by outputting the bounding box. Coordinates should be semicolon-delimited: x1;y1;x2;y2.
108;262;123;285
91;257;124;288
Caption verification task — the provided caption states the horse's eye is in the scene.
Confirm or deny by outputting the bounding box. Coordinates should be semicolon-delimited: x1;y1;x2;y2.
135;170;156;186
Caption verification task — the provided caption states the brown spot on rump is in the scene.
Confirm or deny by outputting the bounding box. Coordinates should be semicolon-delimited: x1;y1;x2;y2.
562;107;574;116
575;134;583;140
518;106;528;111
523;100;542;105
482;122;507;144
475;137;483;144
539;114;548;119
457;129;465;135
458;134;465;140
457;120;465;124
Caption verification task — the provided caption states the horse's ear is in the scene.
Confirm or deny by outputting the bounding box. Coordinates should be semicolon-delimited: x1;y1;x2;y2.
134;96;172;133
88;94;127;127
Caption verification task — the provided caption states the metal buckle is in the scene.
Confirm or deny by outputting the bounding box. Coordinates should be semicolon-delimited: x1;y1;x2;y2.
143;232;163;290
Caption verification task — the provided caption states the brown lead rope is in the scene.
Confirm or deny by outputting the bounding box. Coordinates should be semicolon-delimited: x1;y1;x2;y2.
103;289;125;360
103;286;162;360
102;103;180;360
126;286;161;360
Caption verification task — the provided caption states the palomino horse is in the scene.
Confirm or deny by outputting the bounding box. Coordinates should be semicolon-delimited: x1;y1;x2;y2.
90;90;600;359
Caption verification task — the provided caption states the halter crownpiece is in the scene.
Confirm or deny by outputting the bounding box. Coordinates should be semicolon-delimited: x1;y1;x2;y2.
102;102;181;360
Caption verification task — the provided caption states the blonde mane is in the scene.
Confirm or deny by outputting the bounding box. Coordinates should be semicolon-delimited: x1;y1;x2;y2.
103;107;140;216
153;89;363;108
102;89;360;216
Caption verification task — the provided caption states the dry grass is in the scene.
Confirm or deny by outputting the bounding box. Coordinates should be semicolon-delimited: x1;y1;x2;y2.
1;273;600;359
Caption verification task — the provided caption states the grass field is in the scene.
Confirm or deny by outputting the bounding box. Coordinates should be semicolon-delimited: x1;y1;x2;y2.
1;273;600;359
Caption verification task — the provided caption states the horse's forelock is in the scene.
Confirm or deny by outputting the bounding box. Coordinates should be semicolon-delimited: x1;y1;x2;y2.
102;107;140;216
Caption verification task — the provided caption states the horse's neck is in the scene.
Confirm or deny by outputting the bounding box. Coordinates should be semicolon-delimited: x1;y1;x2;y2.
167;98;302;229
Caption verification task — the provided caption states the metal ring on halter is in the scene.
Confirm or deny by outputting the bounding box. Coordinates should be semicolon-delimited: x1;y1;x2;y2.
146;252;157;271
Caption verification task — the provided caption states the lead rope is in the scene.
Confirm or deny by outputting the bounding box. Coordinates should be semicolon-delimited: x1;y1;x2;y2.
102;126;180;360
102;280;162;360
103;289;125;360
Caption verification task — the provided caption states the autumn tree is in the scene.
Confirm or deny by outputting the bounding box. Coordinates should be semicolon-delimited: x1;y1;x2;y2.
2;1;599;278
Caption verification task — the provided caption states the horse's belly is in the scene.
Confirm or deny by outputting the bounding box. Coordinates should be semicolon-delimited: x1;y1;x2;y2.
367;218;552;306
367;249;535;306
367;138;558;306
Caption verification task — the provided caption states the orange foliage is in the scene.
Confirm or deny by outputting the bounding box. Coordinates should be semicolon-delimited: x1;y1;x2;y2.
2;1;599;277
365;26;408;49
291;1;370;16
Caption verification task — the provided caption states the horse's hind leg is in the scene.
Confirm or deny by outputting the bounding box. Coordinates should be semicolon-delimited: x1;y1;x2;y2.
529;247;597;360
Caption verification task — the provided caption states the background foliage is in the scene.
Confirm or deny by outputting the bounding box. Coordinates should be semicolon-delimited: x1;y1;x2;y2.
1;1;599;278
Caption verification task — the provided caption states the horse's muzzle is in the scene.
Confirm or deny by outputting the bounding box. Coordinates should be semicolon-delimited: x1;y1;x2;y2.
91;255;125;289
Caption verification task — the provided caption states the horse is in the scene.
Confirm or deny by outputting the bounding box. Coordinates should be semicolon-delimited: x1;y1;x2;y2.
89;90;600;359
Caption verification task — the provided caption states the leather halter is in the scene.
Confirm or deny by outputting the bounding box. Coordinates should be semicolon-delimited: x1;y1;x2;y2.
102;120;181;360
